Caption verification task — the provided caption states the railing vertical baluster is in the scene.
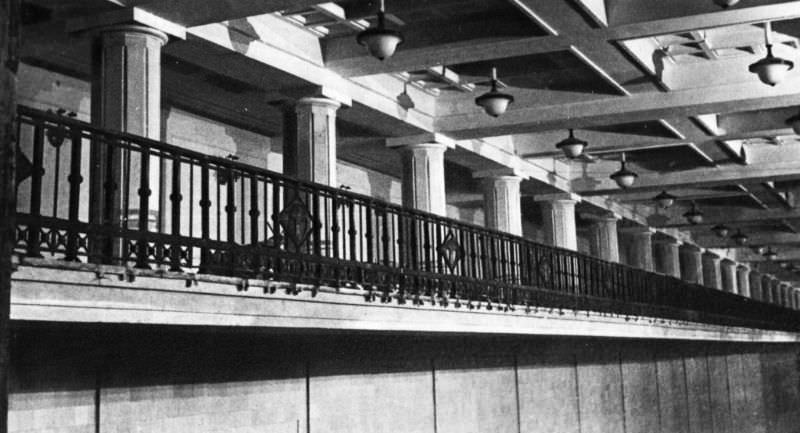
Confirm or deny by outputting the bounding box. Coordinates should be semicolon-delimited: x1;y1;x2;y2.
365;204;374;264
135;144;151;268
26;121;44;257
249;174;260;247
381;206;390;267
312;190;321;258
64;127;83;261
225;167;237;271
330;192;339;260
169;154;182;271
198;160;211;273
348;201;357;262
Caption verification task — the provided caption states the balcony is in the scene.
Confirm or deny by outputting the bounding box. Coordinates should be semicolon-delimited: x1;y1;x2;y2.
9;106;800;334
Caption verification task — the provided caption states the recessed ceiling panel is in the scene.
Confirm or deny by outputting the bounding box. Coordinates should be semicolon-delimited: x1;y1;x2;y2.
625;144;711;172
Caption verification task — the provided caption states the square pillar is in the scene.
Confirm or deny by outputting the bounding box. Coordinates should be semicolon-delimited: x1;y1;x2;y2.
653;233;680;277
282;97;341;187
736;265;750;298
702;251;722;290
779;283;792;308
477;173;522;236
535;193;579;251
679;243;703;285
719;259;738;294
761;275;775;303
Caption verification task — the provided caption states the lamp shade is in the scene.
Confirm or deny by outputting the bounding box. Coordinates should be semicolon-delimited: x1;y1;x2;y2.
609;155;637;188
653;190;676;208
555;129;588;159
356;11;404;60
749;45;794;86
475;87;514;117
713;0;740;7
786;112;800;135
731;229;749;246
683;203;703;225
711;224;730;238
763;247;778;261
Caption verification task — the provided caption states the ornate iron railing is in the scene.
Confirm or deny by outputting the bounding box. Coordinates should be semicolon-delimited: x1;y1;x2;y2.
11;106;800;331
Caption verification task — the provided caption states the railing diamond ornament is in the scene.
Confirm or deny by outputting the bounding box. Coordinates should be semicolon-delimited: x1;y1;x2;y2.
437;231;464;272
277;196;316;250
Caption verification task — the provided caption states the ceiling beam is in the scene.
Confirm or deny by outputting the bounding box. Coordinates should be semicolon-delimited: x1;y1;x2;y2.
654;206;800;229
436;76;800;139
324;1;800;77
131;0;332;27
695;232;800;248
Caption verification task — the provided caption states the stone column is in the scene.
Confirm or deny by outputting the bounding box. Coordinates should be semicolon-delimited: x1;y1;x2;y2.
653;234;680;277
622;227;655;272
679;243;704;285
89;25;168;262
762;275;775;303
702;251;722;290
586;214;620;263
479;174;522;236
536;193;579;250
283;97;341;187
719;259;738;294
736;265;751;298
779;283;791;307
749;271;762;300
392;142;448;216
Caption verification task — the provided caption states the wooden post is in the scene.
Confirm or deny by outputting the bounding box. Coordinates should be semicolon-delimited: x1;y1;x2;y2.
0;0;19;431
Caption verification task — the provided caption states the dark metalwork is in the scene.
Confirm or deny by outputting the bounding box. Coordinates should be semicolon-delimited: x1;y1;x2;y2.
11;106;800;331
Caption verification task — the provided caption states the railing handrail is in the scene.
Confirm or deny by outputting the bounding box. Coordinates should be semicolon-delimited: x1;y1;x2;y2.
12;105;800;330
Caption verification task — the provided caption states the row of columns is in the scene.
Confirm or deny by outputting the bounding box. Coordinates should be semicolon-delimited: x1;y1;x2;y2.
87;22;799;310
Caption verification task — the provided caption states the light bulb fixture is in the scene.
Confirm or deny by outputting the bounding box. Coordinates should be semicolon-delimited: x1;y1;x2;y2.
731;229;749;246
475;67;514;117
711;224;730;238
356;0;404;61
786;110;800;135
555;129;588;159
653;190;676;209
683;201;704;225
397;82;415;110
752;245;767;255
713;0;740;8
749;22;794;86
609;152;637;188
763;247;778;261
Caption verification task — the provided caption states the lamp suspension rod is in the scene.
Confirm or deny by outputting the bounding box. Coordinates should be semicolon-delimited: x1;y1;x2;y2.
379;0;385;12
491;67;498;81
765;21;773;45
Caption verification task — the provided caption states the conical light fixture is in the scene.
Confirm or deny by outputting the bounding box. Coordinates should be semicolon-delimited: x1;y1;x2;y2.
713;0;740;8
356;0;404;61
653;190;676;209
763;246;778;261
749;22;794;86
731;229;749;246
786;110;800;134
555;129;588;159
609;152;637;188
475;67;514;117
752;245;767;255
683;201;704;225
711;224;730;238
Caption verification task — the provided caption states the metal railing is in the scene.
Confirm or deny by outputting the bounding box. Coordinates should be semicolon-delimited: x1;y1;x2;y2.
11;106;800;331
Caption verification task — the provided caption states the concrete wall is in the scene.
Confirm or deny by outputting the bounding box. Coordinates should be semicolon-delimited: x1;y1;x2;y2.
9;324;800;433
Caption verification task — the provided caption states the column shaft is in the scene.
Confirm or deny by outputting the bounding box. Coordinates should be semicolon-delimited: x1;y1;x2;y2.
653;237;680;277
749;271;762;300
626;230;654;272
762;275;774;303
720;259;738;294
679;244;703;285
398;143;448;216
481;175;522;236
588;216;620;263
737;266;751;298
702;252;722;290
539;198;577;250
283;97;341;187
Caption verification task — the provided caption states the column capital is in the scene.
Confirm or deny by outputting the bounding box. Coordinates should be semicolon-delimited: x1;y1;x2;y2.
296;96;342;111
534;192;581;204
720;258;737;266
737;263;750;271
67;8;184;39
386;133;456;149
702;250;721;259
652;232;680;245
679;243;703;253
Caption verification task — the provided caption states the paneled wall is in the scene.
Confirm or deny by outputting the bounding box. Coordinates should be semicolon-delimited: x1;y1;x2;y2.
9;324;800;433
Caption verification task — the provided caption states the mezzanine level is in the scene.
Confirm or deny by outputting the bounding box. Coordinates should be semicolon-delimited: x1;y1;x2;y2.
8;106;800;339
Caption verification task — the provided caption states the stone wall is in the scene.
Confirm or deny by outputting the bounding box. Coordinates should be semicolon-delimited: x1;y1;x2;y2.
9;324;800;433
